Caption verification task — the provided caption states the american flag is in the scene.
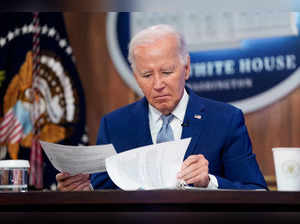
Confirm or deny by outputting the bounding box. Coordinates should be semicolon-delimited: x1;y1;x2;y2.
0;109;24;144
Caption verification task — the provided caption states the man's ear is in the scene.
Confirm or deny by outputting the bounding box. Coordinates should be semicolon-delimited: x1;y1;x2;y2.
185;55;191;80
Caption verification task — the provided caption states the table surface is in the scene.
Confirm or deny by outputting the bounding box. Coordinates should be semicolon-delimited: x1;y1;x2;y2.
1;190;300;224
0;189;300;211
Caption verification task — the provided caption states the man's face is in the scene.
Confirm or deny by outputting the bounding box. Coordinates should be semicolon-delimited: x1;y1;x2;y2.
133;35;190;115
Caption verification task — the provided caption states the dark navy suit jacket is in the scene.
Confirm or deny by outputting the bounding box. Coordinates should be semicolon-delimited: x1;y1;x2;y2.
91;88;267;190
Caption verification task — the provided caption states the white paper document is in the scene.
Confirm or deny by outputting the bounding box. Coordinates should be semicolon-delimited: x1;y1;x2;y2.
105;138;191;191
40;141;117;175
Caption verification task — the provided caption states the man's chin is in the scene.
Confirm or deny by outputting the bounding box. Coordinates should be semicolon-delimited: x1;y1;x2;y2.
153;104;172;115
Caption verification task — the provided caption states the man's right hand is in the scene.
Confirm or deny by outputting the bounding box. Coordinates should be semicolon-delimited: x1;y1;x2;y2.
56;172;91;191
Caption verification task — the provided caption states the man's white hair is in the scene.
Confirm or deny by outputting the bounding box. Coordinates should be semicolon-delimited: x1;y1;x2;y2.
128;24;189;70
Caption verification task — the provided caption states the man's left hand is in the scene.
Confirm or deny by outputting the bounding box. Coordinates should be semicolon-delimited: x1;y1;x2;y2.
177;154;210;187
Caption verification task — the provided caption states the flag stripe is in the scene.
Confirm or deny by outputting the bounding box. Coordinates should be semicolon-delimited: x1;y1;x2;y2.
0;110;14;130
0;114;15;134
0;117;19;141
5;117;19;137
9;125;23;143
0;112;14;134
8;122;22;137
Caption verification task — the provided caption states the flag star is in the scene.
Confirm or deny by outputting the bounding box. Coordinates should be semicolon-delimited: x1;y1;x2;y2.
0;38;6;47
48;28;56;37
14;28;20;36
42;25;48;34
66;46;72;55
7;32;14;41
59;39;67;48
28;24;34;33
22;25;28;34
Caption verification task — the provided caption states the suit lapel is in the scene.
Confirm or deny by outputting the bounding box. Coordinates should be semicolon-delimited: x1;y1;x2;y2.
129;97;153;148
181;89;205;160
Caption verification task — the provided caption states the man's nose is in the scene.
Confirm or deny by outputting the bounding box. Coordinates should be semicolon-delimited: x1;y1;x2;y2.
153;75;164;90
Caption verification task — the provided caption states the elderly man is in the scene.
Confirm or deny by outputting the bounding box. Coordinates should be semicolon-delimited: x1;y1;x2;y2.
56;24;267;191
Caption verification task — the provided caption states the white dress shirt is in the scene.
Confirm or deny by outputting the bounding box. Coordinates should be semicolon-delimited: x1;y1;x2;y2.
148;89;218;189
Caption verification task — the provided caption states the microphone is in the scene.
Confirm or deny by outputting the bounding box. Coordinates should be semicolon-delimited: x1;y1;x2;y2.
181;121;189;127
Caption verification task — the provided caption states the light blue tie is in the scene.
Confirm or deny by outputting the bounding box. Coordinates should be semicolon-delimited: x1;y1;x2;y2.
156;114;174;143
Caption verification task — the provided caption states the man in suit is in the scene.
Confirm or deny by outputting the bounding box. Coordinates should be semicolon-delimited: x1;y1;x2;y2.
56;24;267;191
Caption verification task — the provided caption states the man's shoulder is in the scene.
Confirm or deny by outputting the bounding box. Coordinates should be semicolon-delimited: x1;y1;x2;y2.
201;96;240;113
190;91;241;115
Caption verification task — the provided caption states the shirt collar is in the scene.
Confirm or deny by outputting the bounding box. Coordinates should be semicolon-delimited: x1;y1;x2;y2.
148;89;189;123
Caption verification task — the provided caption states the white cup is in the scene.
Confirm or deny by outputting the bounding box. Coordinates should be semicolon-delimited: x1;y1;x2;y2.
272;147;300;191
0;160;30;192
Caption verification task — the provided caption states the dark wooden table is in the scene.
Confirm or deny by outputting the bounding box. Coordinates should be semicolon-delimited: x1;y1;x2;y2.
1;190;300;223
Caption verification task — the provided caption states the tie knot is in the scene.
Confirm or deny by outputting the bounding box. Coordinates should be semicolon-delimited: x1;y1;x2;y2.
161;114;174;126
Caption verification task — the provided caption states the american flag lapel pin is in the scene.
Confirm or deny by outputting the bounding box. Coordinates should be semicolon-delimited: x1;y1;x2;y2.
194;114;202;120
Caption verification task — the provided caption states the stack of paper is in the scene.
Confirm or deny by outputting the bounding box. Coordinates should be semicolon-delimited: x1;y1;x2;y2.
106;138;191;190
41;138;191;190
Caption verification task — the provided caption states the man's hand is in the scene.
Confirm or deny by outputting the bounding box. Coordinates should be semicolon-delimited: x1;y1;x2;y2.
177;154;210;187
56;172;91;191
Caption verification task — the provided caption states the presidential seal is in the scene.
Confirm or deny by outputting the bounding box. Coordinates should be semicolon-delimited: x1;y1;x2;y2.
0;13;88;189
281;160;300;178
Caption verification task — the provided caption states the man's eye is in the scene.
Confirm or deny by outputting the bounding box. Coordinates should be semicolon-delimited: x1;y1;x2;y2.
142;73;151;78
162;71;172;75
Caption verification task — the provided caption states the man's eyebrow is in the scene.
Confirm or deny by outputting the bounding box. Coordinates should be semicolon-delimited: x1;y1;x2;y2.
161;65;176;70
141;70;152;74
